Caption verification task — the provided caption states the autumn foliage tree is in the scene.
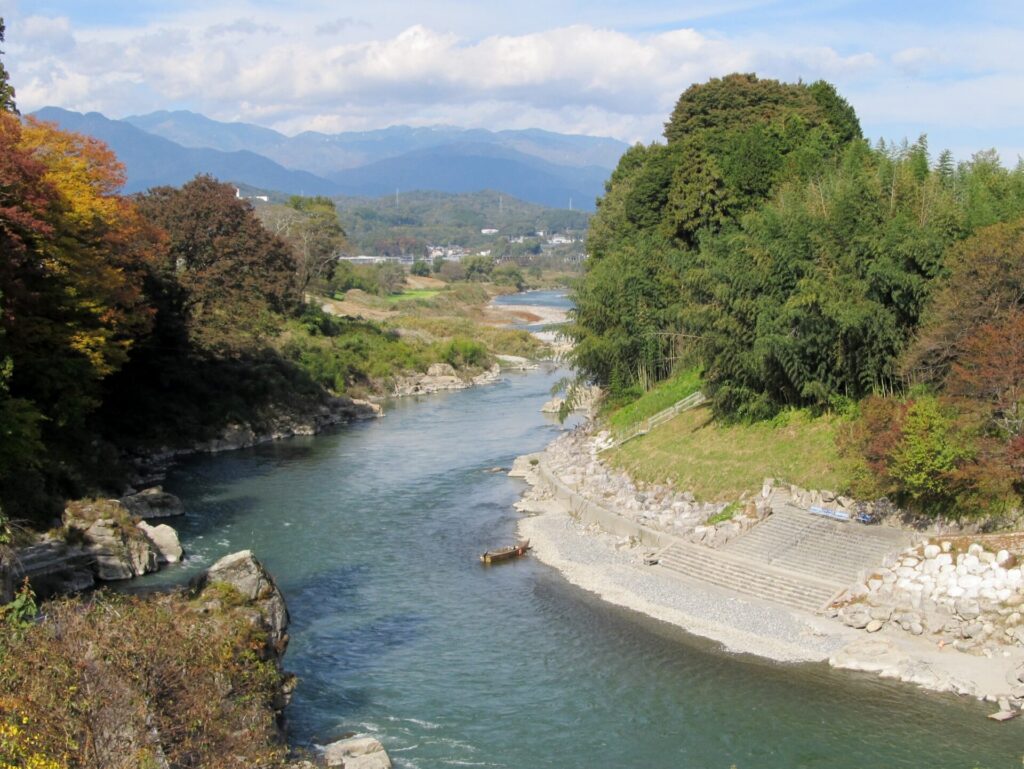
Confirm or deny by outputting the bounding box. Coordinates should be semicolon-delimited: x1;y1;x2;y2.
136;176;298;351
0;113;165;519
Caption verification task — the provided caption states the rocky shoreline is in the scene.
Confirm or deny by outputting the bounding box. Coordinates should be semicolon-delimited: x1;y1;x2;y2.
128;394;382;485
513;423;1024;718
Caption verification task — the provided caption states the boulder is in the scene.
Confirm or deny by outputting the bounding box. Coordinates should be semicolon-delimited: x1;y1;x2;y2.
64;500;160;581
955;598;982;620
962;621;985;639
119;487;184;519
137;521;183;564
426;362;456;378
840;605;872;629
200;550;289;646
540;396;564;414
322;737;392;769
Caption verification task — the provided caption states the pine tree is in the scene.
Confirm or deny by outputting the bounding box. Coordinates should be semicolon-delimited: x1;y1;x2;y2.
936;149;955;183
0;18;17;114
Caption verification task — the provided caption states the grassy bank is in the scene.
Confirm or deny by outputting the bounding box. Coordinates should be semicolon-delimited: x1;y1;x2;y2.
606;404;852;502
605;368;703;434
319;278;545;362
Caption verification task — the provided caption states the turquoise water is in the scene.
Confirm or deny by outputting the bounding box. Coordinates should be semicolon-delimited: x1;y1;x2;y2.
492;289;570;331
493;289;570;308
140;293;1022;768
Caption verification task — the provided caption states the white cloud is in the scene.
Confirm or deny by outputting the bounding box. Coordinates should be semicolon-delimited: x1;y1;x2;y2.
1;3;1022;162
20;15;75;53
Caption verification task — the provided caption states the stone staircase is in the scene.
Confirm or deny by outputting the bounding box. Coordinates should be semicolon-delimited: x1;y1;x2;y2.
655;506;917;614
656;541;839;613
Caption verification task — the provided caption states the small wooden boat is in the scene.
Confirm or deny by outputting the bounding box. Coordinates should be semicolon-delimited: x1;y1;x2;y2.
480;540;530;564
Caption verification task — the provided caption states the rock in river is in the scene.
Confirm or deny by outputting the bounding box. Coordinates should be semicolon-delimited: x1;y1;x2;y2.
322;736;392;769
120;486;185;518
137;521;184;564
198;550;289;648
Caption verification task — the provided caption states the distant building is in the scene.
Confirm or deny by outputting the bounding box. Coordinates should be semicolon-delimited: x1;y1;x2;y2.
481;228;499;235
234;187;269;203
340;255;415;266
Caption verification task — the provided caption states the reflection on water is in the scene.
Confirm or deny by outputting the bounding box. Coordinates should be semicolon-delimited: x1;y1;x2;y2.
146;368;1022;769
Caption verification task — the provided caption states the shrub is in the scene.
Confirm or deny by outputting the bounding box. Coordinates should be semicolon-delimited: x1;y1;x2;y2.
440;338;490;369
889;395;974;509
706;501;739;525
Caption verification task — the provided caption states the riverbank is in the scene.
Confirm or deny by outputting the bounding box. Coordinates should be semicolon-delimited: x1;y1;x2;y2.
513;428;1024;714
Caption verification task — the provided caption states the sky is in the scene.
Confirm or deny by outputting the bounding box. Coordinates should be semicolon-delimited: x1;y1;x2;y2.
3;0;1023;162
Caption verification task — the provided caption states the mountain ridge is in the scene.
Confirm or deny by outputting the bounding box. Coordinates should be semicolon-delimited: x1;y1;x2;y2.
122;109;628;172
31;106;623;209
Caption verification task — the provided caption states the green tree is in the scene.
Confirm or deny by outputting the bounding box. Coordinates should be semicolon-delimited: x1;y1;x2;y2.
571;75;867;397
463;255;495;280
260;196;347;292
0;18;16;114
889;396;974;511
375;261;406;294
410;259;430;277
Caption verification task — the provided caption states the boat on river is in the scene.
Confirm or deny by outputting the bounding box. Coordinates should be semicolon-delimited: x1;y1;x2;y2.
480;540;530;564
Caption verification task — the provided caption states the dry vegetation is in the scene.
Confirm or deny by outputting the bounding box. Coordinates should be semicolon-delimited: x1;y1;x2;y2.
0;590;289;769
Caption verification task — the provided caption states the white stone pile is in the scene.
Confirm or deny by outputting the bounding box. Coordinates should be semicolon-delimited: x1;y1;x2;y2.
839;540;1024;654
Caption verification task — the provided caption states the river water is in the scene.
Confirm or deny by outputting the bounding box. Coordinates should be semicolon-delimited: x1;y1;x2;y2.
147;292;1021;768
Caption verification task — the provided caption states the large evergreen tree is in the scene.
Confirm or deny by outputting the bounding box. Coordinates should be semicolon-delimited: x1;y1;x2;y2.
0;18;16;114
570;74;865;401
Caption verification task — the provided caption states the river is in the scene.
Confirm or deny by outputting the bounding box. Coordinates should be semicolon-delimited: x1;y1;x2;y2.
144;292;1021;768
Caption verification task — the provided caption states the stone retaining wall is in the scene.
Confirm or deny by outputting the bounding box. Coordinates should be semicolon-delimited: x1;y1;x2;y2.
837;540;1024;656
536;459;675;549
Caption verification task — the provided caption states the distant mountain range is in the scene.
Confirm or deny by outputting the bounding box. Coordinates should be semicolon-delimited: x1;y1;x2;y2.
30;107;628;210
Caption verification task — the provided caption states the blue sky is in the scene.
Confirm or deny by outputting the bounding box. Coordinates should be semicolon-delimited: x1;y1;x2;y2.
2;0;1022;162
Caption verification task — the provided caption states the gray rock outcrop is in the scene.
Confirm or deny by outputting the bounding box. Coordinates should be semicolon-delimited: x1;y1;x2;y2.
322;736;392;769
64;500;159;581
120;486;184;519
198;550;289;648
137;521;184;564
393;363;501;396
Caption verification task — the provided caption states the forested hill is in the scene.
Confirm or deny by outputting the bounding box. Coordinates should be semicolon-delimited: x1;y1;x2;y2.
570;72;1024;520
333;190;590;254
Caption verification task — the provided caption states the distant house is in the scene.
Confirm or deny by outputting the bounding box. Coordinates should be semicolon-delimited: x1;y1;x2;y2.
234;187;269;203
481;228;499;235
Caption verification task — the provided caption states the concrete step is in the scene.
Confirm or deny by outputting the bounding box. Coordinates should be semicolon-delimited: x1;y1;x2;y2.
656;542;838;614
718;507;915;587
